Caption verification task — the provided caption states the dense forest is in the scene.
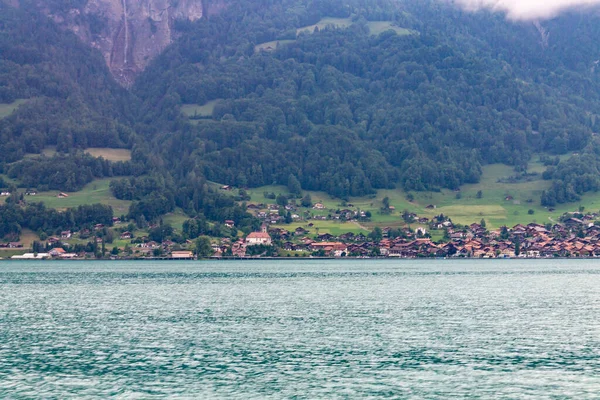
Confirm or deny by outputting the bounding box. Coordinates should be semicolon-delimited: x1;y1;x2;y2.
3;0;600;235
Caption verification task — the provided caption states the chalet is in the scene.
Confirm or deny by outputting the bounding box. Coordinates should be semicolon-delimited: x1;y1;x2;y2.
232;240;247;257
49;248;66;257
355;233;367;242
57;192;69;198
47;237;60;245
61;231;72;239
221;185;232;191
225;220;235;228
425;204;436;209
310;242;347;257
317;233;335;241
339;232;355;241
120;231;132;240
112;217;121;224
564;218;584;227
294;227;309;236
247;203;260;210
94;224;105;230
313;203;325;210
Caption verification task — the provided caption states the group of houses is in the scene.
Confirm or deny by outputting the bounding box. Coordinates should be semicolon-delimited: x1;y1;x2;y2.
212;216;600;258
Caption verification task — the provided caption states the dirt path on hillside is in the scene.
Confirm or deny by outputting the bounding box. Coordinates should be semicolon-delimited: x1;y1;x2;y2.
353;221;369;231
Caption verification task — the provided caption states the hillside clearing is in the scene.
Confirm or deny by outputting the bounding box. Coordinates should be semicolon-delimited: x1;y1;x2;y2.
0;99;27;119
255;18;413;53
181;100;221;118
29;178;131;214
85;148;132;162
366;21;412;36
296;17;353;35
254;40;296;53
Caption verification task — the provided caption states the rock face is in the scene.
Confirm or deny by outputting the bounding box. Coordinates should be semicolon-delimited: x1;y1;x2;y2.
38;0;226;86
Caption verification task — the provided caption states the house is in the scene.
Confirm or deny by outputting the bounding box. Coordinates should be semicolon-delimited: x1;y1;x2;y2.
0;192;10;196
313;203;325;210
425;204;436;209
171;251;194;259
225;220;235;228
310;242;347;257
61;231;72;239
120;231;132;240
415;227;427;236
49;248;66;257
94;224;105;230
57;192;69;198
246;232;272;246
221;185;232;191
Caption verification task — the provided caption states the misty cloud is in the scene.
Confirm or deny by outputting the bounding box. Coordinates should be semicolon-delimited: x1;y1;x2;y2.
451;0;600;20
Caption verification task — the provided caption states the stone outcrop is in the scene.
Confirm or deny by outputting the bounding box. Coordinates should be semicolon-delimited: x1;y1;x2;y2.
36;0;226;86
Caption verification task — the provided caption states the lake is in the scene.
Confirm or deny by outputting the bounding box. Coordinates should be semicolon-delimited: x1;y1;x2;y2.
1;259;599;398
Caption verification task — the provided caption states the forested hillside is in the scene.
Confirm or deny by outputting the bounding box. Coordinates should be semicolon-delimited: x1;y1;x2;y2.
3;0;600;234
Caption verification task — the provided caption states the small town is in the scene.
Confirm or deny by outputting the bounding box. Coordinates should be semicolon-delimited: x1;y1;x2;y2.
6;209;600;260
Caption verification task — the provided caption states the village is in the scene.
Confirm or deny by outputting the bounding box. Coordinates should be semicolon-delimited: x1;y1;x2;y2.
6;207;600;260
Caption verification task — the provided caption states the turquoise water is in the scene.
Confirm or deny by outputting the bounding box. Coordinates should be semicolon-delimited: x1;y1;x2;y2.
1;260;599;398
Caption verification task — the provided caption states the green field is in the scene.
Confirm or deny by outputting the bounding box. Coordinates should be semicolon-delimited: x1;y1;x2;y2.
245;155;600;231
162;210;189;231
297;17;353;35
0;99;27;119
278;220;369;236
0;249;28;258
181;100;221;119
254;40;296;53
366;21;413;36
85;148;132;162
28;178;131;214
254;18;413;54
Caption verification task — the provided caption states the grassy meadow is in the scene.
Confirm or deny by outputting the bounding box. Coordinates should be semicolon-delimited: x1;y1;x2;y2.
0;99;27;119
244;155;600;231
85;148;132;162
254;18;413;53
366;21;413;36
181;100;221;119
296;17;353;35
29;178;131;214
254;40;296;53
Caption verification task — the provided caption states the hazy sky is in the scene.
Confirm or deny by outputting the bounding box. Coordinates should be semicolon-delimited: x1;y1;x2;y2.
451;0;600;20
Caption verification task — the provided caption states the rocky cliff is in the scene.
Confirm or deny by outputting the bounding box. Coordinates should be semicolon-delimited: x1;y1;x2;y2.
36;0;226;86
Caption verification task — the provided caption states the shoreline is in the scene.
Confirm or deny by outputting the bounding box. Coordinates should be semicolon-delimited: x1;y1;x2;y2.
2;256;599;261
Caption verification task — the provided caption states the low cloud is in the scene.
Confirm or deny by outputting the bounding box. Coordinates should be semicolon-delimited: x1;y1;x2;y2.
451;0;600;20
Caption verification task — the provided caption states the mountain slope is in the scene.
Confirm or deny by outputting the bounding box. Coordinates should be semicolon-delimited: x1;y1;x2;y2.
3;0;600;231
